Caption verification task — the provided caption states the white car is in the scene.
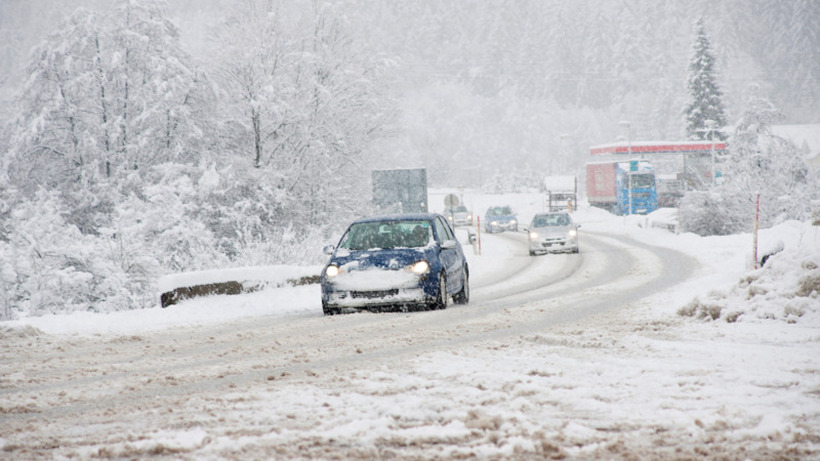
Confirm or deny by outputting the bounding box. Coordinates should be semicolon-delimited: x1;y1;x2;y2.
526;212;580;255
445;205;472;227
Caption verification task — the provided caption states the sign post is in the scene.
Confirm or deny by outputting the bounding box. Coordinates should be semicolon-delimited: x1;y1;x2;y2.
444;194;459;225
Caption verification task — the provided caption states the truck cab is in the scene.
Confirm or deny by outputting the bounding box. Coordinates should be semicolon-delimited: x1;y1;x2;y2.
615;161;658;215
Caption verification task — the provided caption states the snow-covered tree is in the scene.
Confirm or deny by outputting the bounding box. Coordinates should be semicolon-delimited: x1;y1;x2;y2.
680;84;815;236
6;0;214;201
211;0;391;228
724;85;813;226
683;18;728;141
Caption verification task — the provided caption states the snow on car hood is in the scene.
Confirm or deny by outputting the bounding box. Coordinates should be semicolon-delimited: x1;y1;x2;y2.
330;267;420;291
328;248;429;291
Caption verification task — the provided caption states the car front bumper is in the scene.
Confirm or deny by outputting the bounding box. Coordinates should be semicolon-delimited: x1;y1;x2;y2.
487;221;517;232
323;287;433;310
321;270;438;311
529;237;578;253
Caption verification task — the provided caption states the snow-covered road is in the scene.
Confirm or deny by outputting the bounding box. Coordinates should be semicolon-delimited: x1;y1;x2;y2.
1;214;818;459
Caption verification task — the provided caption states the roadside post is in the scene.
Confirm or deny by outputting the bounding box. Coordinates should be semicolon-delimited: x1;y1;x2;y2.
476;217;482;255
753;193;760;269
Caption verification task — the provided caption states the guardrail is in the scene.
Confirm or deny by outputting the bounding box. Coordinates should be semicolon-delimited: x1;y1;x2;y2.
159;269;321;308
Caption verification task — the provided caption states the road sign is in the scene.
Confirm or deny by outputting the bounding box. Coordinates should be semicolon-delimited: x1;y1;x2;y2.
444;194;459;208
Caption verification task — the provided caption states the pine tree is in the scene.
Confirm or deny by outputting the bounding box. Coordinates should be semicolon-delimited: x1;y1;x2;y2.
684;18;727;141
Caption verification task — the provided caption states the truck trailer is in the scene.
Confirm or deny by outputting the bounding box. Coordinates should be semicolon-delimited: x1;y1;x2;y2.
543;175;578;212
371;168;428;214
586;161;658;215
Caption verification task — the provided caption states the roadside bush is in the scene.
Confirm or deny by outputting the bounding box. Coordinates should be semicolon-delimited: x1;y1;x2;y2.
679;189;752;236
677;299;724;320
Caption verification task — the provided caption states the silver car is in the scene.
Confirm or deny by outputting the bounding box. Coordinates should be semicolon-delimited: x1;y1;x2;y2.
445;205;472;227
526;212;580;255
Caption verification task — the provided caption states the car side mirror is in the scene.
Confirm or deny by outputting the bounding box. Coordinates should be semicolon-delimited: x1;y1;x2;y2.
522;227;529;233
322;245;335;255
440;239;458;250
576;224;582;228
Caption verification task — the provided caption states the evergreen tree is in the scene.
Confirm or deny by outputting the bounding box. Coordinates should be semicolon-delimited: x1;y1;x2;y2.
684;18;728;141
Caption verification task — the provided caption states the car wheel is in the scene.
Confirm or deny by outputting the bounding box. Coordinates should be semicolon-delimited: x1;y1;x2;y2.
572;247;580;254
529;250;536;256
433;273;449;310
453;267;469;304
322;301;340;316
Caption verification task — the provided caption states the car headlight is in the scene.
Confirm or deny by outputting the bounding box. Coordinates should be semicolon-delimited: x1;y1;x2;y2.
325;265;340;277
409;260;430;275
529;231;539;240
511;220;517;225
568;229;578;238
491;220;498;226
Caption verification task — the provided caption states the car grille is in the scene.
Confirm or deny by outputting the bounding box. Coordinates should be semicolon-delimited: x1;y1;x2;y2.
350;289;399;299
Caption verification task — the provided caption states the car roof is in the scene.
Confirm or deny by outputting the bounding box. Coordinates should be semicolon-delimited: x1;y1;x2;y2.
351;213;442;224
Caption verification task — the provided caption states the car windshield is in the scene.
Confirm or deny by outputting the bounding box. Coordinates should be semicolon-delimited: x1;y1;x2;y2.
488;206;513;217
532;214;571;227
338;220;431;250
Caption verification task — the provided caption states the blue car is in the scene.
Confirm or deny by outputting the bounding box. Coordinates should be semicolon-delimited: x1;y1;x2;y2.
484;206;518;233
320;213;469;315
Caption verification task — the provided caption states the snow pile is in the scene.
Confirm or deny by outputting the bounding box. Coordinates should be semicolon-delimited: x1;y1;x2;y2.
678;221;820;323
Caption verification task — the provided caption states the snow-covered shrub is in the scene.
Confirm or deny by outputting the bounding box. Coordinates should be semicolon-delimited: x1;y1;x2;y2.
2;189;100;318
678;188;752;236
134;163;224;272
677;299;725;321
678;244;820;324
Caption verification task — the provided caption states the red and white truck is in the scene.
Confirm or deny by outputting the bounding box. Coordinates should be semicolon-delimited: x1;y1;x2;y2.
586;141;726;213
586;161;658;215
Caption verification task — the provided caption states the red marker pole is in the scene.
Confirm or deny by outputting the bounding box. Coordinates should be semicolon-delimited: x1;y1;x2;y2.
753;193;760;269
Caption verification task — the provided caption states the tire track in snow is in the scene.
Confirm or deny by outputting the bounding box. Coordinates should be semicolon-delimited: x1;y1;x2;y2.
0;231;695;427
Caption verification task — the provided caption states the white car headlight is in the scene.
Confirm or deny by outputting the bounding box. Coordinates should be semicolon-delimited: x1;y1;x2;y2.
325;265;340;277
409;260;430;275
511;220;517;225
529;231;539;240
568;229;578;238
